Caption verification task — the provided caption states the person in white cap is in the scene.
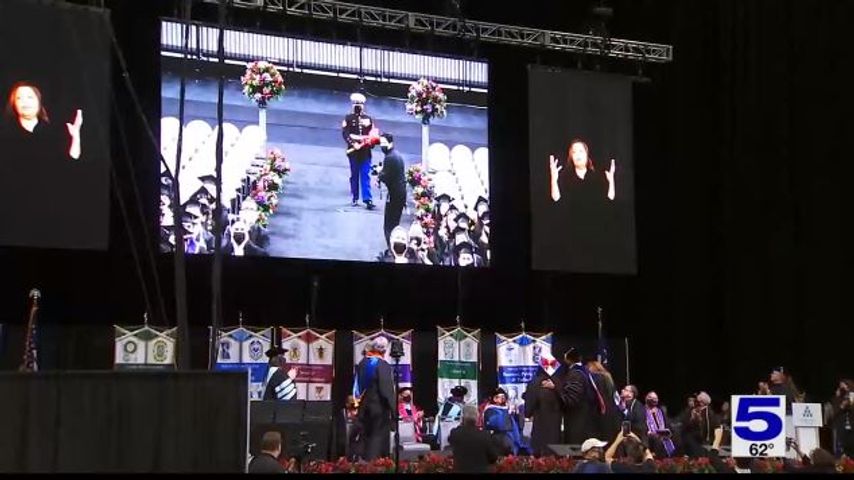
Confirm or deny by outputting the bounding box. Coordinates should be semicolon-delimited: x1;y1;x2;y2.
341;92;378;209
572;438;610;473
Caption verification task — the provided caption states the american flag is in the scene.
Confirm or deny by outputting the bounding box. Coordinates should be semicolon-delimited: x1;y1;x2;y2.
20;290;39;372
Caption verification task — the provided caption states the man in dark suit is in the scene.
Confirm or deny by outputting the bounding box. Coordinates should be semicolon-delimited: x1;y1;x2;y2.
620;385;649;444
561;348;606;445
353;336;396;460
377;133;406;245
247;431;288;473
680;391;721;457
449;405;499;473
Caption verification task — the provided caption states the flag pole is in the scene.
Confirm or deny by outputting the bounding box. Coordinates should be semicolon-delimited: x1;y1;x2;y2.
596;306;603;364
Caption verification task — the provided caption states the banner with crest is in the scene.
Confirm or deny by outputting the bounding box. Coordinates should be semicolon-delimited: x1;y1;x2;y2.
437;326;479;407
279;328;336;401
114;325;177;370
353;329;413;389
212;326;273;400
495;332;553;413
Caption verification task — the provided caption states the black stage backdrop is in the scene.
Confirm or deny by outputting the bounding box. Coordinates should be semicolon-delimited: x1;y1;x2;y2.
0;371;247;472
0;0;853;422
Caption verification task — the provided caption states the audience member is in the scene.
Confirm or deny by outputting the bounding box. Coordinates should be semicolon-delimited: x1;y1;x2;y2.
248;431;288;474
449;405;499;473
572;438;610;474
605;430;656;473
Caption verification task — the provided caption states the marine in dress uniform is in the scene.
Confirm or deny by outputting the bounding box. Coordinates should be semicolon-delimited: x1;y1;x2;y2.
342;92;378;209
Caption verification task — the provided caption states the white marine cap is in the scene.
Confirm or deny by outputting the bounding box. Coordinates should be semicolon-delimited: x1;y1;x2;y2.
350;92;367;104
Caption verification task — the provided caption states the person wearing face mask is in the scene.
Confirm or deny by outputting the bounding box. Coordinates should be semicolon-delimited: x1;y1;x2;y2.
432;192;453;260
341;92;378;210
376;133;406;244
643;391;676;458
452;241;483;268
381;226;420;264
407;222;437;265
471;197;491;265
397;387;425;442
222;219;268;257
239;198;269;250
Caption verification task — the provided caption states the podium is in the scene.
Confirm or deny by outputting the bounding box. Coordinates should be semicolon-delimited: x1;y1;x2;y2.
792;403;823;456
249;401;332;461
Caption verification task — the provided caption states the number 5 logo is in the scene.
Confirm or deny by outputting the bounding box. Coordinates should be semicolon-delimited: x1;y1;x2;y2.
734;397;783;441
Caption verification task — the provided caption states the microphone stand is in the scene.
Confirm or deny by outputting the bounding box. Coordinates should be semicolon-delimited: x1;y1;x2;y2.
389;342;403;474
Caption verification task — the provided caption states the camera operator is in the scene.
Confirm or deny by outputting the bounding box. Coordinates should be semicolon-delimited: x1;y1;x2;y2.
376;133;406;246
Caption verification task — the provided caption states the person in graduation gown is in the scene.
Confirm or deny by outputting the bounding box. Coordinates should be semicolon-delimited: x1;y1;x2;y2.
643;391;677;458
587;358;622;441
353;336;396;460
483;388;530;456
432;385;467;443
397;387;425;442
561;348;607;445
262;345;299;401
523;352;565;457
769;366;800;414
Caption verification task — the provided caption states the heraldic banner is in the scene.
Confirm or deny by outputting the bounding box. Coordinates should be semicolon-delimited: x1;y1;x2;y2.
213;326;273;400
114;325;177;370
280;328;335;401
353;329;413;389
495;331;553;413
437;326;480;407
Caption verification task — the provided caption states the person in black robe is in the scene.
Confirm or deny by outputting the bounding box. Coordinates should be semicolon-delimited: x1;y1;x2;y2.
262;345;299;401
377;133;407;245
222;220;268;257
523;353;565;456
561;348;606;445
353;337;396;460
587;359;622;441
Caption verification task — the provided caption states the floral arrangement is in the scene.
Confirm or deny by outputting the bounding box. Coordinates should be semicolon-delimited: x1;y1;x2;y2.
406;164;436;247
838;455;854;473
241;60;285;107
283;454;854;474
303;457;395;474
494;455;576;473
405;78;447;124
247;149;291;228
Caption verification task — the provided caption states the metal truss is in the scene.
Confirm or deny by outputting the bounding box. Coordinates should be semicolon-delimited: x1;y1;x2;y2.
213;0;673;63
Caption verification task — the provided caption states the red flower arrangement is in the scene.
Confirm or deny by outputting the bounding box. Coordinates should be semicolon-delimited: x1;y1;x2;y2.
241;60;285;107
405;78;447;125
838;455;854;473
494;455;576;473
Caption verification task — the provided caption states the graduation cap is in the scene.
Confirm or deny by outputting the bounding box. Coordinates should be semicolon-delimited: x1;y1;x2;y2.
450;385;468;397
474;196;489;214
265;345;288;358
564;347;581;363
435;192;453;203
198;174;218;197
453;239;474;257
452;226;472;247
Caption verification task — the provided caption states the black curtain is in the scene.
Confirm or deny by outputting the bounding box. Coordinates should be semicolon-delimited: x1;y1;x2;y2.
0;371;248;472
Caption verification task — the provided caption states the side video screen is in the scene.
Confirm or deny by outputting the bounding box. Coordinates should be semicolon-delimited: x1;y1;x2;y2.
528;66;637;274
